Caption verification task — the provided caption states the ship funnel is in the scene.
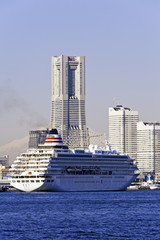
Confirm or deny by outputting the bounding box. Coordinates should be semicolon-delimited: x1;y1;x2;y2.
45;129;63;145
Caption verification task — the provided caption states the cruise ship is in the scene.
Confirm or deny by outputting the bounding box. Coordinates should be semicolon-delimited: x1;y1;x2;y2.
10;129;139;192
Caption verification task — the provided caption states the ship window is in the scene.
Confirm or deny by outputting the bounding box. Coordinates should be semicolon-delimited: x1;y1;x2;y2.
47;180;50;182
31;180;34;182
17;180;20;183
26;180;29;183
22;180;25;183
12;180;16;183
36;180;40;182
41;180;45;182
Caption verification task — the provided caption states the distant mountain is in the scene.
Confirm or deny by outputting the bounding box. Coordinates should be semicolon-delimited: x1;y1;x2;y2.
0;136;29;165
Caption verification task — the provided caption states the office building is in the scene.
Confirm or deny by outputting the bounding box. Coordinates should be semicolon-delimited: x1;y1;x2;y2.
28;129;49;148
0;164;2;179
137;121;160;179
108;105;139;160
51;55;89;148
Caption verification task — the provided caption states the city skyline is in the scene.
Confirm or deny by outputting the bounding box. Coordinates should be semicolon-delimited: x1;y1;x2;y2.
0;0;160;147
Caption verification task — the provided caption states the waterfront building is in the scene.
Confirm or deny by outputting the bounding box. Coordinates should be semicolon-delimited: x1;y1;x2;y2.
137;121;160;179
0;155;9;168
2;168;9;178
0;164;10;180
28;129;49;148
51;55;89;149
108;105;139;160
0;164;2;179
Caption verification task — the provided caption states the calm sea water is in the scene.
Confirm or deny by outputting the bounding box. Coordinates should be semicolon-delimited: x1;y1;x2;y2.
0;190;160;240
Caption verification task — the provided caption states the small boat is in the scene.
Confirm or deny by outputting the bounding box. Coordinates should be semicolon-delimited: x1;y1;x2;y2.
149;184;160;190
0;186;8;192
139;174;160;190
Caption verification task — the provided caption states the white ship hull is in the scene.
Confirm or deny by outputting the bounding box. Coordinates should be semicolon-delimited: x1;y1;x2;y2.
10;129;139;193
11;174;138;192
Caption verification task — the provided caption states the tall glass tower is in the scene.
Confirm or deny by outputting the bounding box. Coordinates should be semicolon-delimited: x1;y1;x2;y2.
137;121;160;179
108;105;139;160
51;55;89;149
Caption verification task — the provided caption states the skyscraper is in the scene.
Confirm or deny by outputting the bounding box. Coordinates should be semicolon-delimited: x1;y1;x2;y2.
51;55;88;148
137;121;160;179
108;105;139;160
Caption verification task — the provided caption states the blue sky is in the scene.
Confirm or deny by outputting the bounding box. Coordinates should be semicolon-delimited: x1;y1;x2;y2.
0;0;160;146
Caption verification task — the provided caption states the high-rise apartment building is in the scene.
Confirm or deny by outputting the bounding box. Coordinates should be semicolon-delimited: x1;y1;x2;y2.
108;105;139;160
51;55;88;148
137;121;160;179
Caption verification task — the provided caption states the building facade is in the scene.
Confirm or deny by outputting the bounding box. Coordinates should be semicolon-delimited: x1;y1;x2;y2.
137;121;160;179
28;129;49;148
108;105;139;160
0;155;9;168
0;164;2;179
51;55;89;149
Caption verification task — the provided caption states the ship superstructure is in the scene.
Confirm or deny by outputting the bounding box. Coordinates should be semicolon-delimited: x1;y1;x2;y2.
10;129;139;192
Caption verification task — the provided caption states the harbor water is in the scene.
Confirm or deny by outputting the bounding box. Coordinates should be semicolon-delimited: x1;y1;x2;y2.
0;190;160;240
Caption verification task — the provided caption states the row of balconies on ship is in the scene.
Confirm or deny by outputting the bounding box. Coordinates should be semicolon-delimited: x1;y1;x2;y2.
47;168;134;175
10;164;49;171
48;159;133;168
12;158;135;169
13;159;51;165
47;165;132;171
11;162;49;168
14;156;133;165
10;164;134;173
11;159;49;165
10;167;47;173
11;159;136;169
16;154;53;160
10;167;135;176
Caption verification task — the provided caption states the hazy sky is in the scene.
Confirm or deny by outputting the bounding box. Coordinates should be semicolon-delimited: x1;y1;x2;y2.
0;0;160;146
